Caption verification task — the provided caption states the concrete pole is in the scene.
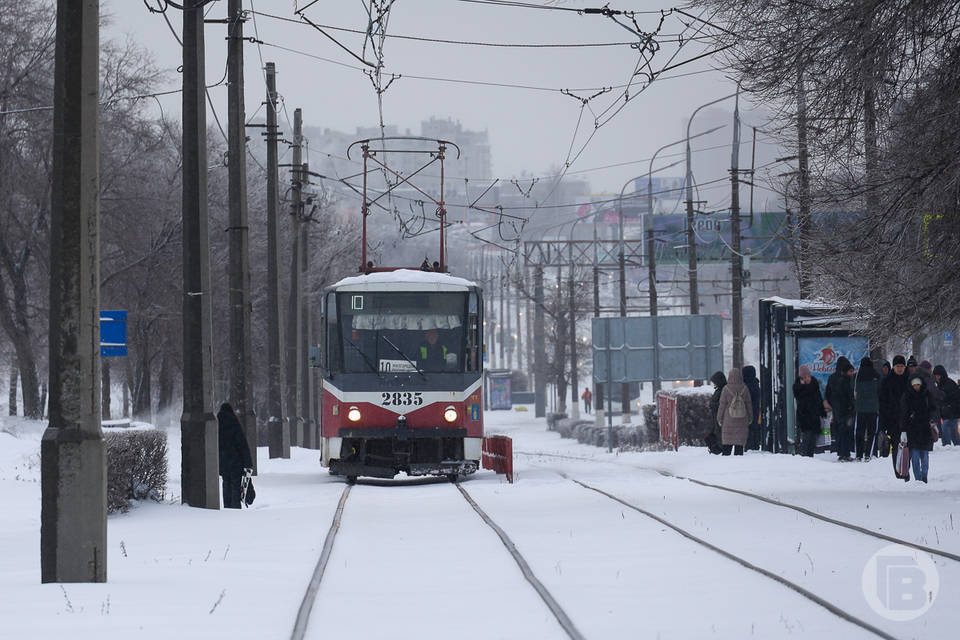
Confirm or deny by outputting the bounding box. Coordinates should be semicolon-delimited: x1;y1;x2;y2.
300;161;316;449
179;0;219;509
730;89;744;369
593;223;603;426
617;182;630;423
42;0;107;582
568;243;580;419
264;63;289;459
534;266;546;417
285;110;303;448
227;0;256;472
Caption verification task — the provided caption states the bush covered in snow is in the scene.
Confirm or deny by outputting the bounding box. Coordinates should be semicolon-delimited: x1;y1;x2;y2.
105;430;167;513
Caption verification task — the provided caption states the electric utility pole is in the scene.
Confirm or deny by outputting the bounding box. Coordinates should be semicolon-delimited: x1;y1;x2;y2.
730;90;744;369
42;0;107;582
227;0;256;472
285;109;303;448
534;266;546;417
264;62;288;459
300;161;315;449
180;0;219;509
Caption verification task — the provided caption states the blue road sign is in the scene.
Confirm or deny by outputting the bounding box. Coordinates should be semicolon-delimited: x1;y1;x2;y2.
100;310;128;357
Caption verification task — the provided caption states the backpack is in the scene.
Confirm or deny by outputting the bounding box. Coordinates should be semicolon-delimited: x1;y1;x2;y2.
728;388;748;420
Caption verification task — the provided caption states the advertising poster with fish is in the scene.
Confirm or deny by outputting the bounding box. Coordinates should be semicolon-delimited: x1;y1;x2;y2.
798;336;870;447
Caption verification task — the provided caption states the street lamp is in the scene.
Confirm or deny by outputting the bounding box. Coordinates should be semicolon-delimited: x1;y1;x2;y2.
685;93;737;317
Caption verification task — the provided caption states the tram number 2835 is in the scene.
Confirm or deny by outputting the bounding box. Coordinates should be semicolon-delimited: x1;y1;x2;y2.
380;391;424;407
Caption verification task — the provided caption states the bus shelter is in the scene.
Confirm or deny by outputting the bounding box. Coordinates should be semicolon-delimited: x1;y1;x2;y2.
759;297;869;453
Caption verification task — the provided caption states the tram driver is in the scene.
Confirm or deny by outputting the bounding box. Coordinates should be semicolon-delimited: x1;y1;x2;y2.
418;328;452;370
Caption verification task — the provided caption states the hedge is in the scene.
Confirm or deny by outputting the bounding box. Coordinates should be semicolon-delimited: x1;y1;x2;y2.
104;430;168;514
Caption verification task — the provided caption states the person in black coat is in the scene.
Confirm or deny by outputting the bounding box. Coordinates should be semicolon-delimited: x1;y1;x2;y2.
934;365;960;446
853;357;880;460
825;356;856;461
742;365;762;450
218;402;253;508
793;365;826;457
880;355;910;462
708;371;727;435
900;376;935;483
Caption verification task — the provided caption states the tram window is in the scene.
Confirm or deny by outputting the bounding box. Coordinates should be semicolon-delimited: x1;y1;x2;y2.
336;291;468;373
466;292;480;372
326;292;342;372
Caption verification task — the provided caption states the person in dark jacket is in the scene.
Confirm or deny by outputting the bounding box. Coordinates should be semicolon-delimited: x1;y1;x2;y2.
793;365;826;457
900;376;935;482
742;365;762;450
218;402;254;509
825;356;856;461
934;365;960;446
708;370;727;436
880;355;909;456
915;360;945;422
853;357;880;460
880;360;891;378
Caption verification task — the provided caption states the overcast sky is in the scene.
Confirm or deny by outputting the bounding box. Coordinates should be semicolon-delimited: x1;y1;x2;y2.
104;0;787;210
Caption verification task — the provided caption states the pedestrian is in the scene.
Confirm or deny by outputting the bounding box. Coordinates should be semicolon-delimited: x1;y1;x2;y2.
794;365;826;457
880;355;910;473
825;356;856;461
900;376;935;483
933;365;960;446
581;388;593;414
880;360;891;378
717;367;752;456
217;402;253;509
853;357;880;460
742;365;762;450
915;360;945;419
706;371;727;453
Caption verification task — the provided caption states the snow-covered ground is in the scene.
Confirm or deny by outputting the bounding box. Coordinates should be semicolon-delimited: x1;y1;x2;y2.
1;410;957;639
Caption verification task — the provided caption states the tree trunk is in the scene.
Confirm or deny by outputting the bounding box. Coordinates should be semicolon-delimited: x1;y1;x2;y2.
157;352;174;420
8;359;17;416
102;358;111;420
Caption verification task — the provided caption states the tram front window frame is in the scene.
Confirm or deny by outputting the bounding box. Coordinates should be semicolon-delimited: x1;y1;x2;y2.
326;290;480;375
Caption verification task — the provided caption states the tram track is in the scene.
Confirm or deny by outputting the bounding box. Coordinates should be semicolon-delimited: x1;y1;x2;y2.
561;473;900;640
516;449;960;562
290;478;584;640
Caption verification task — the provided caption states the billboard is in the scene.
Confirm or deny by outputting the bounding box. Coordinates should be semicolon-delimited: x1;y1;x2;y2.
797;335;870;447
592;315;724;383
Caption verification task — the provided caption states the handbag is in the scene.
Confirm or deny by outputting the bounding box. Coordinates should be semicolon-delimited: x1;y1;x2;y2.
704;431;723;455
930;422;940;443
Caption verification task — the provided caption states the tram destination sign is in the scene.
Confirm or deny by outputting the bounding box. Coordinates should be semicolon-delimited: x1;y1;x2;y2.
592;315;723;383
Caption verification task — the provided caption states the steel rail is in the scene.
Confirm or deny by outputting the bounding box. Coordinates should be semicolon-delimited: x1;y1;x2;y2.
456;483;586;640
290;484;352;640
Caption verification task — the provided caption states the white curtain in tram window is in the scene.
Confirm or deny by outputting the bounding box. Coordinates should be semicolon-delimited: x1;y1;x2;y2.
351;314;462;331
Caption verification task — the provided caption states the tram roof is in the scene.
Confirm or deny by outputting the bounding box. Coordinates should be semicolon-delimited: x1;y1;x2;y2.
331;269;479;292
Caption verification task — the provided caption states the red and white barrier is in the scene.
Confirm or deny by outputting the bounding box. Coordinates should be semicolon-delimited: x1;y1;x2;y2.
481;435;514;483
657;393;679;451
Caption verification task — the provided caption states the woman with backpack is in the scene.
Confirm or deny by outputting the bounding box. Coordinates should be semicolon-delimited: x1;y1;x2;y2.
717;367;753;455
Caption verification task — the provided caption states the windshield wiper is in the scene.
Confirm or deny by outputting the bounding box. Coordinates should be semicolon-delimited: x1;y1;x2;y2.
381;334;427;380
344;337;382;377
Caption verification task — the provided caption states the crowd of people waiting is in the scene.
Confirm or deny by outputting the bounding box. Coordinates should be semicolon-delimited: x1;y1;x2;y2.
708;357;960;483
793;355;959;482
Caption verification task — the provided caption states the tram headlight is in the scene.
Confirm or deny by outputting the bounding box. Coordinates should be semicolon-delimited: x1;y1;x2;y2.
347;406;362;422
443;406;458;423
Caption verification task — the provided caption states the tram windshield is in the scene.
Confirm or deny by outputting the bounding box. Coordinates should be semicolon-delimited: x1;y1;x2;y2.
328;291;479;374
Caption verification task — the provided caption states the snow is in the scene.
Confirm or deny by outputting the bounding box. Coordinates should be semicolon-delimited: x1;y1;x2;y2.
331;269;478;289
2;410;958;639
761;296;837;310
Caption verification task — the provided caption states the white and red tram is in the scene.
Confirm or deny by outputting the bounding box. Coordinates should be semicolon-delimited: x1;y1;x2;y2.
319;270;484;481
